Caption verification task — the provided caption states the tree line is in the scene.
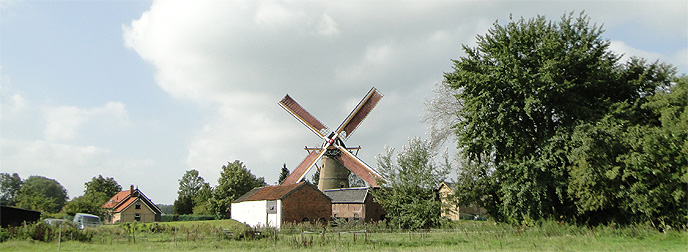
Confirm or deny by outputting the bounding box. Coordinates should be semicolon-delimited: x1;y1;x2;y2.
435;12;687;229
0;173;121;218
173;160;265;219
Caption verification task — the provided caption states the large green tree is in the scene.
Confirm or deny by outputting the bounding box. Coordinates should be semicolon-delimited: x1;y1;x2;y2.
568;74;687;227
174;169;212;215
208;160;265;219
14;176;68;213
0;173;22;206
372;137;451;230
62;192;109;218
84;175;121;204
445;12;684;225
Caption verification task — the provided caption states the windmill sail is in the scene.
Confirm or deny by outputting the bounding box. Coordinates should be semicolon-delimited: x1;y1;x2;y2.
279;87;385;188
279;95;329;137
281;148;326;185
335;146;381;187
336;87;383;140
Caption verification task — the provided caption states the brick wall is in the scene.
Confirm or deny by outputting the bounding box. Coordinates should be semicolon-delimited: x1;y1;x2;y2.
363;195;385;223
331;194;385;223
280;185;331;224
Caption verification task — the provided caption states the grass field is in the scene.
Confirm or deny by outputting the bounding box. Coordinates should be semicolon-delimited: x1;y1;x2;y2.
1;219;686;251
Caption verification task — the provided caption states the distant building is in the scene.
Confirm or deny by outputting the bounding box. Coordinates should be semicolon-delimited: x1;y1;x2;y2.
231;182;331;229
439;182;484;220
323;187;385;223
439;182;460;220
102;185;162;223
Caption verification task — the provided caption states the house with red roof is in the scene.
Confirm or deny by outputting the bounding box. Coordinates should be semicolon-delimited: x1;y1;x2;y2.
231;181;331;229
102;185;162;223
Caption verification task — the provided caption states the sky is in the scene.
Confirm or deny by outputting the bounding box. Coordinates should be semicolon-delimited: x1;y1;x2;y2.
1;0;686;205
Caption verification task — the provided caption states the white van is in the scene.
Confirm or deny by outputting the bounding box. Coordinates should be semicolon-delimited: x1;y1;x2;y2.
73;213;102;229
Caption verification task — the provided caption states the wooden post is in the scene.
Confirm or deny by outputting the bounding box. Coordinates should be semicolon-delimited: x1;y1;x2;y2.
57;222;62;252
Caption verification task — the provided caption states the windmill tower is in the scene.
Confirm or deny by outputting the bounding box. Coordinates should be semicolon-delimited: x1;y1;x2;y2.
279;87;384;190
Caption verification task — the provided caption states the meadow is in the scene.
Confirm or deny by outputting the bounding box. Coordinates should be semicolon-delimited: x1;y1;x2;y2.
1;219;685;251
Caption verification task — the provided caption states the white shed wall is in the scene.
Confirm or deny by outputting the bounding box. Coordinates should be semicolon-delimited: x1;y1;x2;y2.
231;200;282;228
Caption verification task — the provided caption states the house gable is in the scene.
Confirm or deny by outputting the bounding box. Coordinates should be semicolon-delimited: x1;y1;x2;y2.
102;186;162;223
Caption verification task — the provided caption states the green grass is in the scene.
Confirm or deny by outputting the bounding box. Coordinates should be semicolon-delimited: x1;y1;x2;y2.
1;220;686;251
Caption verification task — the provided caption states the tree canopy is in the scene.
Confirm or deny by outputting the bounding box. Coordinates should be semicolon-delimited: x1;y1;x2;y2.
174;169;212;215
373;137;451;229
84;175;121;204
14;176;68;213
444;12;687;227
208;160;265;219
278;164;289;184
0;173;22;206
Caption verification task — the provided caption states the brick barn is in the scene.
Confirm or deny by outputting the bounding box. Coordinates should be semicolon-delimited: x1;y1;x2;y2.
231;181;331;229
102;185;162;223
323;187;385;223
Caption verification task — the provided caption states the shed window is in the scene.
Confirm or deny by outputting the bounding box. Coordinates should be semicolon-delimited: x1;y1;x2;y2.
135;213;141;221
135;203;141;209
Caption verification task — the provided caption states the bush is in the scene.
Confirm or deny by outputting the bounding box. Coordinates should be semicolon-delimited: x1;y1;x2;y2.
160;214;175;222
0;221;93;242
177;214;215;221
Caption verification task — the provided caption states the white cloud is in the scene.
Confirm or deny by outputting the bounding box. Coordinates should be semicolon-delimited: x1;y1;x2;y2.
2;93;26;116
0;137;162;199
44;102;129;141
609;40;663;64
669;48;688;73
316;13;339;37
254;1;304;28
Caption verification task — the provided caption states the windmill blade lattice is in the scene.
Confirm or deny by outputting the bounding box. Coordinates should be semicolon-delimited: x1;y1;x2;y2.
280;147;326;185
279;95;329;138
336;87;383;140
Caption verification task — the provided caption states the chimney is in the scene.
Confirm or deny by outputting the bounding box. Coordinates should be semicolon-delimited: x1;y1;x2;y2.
130;185;134;196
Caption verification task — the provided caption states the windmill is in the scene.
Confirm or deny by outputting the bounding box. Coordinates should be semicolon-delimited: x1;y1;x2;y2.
279;87;384;190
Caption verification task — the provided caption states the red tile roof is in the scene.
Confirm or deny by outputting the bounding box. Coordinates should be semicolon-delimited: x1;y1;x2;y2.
114;197;138;212
101;188;162;214
233;182;317;203
102;190;131;209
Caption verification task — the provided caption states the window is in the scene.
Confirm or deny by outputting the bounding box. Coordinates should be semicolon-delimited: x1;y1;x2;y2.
134;213;141;221
354;213;360;221
135;203;141;209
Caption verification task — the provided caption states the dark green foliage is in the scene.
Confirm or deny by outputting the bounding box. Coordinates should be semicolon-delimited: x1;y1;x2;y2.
278;164;289;184
175;169;213;215
0;173;22;206
83;175;121;203
176;214;216;222
311;170;320;186
173;195;194;215
14;176;68;213
208;160;265;219
62;192;109;218
373;137;451;230
0;221;93;242
568;75;688;228
445;12;687;227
